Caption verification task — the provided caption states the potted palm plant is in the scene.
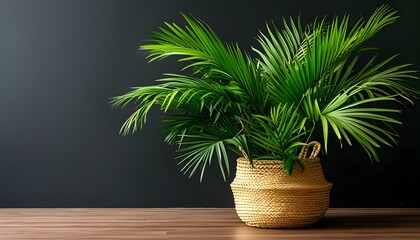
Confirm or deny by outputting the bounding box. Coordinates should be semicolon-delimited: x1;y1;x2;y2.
112;5;418;228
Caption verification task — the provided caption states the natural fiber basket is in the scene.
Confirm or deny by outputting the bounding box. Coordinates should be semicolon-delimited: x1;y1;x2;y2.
230;141;332;228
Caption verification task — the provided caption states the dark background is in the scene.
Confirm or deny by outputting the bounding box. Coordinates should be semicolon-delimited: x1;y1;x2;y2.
0;0;419;208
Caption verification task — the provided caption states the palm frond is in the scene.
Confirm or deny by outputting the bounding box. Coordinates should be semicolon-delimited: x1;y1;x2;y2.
142;13;267;112
256;5;399;106
172;115;249;181
241;104;308;174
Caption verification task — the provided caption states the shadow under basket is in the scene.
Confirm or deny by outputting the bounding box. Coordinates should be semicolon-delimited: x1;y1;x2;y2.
230;141;332;228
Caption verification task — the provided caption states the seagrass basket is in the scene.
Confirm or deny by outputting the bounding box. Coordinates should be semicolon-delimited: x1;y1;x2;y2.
230;141;332;228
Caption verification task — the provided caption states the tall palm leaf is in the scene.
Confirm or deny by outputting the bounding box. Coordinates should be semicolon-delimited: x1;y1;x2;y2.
113;13;263;181
254;4;418;159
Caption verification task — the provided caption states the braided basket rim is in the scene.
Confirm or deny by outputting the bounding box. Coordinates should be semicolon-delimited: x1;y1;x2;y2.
231;156;332;190
235;156;320;168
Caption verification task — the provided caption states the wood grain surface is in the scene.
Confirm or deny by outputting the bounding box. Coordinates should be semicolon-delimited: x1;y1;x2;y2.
0;208;419;239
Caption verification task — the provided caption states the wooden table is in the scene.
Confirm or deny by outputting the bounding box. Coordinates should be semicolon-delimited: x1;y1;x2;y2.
0;208;419;239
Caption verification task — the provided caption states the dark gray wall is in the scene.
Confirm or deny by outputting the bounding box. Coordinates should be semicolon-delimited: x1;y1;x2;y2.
0;0;419;207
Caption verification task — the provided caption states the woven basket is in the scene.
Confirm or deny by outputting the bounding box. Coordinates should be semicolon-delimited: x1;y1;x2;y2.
230;141;332;228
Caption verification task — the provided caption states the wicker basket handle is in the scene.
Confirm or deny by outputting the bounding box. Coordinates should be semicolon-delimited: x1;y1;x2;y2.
239;146;249;160
298;141;321;159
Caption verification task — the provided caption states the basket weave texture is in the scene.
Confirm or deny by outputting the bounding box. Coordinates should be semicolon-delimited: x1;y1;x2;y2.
230;141;332;228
